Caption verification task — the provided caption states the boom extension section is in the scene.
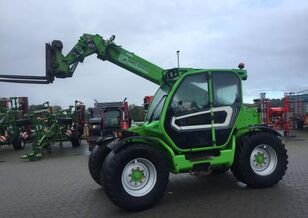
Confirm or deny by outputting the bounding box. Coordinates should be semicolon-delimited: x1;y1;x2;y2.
0;34;165;85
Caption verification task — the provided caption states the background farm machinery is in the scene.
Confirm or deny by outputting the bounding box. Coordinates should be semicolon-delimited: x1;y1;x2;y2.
18;100;85;160
87;99;130;151
0;97;29;150
86;96;156;151
257;92;308;136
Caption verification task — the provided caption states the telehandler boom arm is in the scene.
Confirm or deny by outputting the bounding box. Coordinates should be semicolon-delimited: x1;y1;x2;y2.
0;34;165;84
50;34;164;84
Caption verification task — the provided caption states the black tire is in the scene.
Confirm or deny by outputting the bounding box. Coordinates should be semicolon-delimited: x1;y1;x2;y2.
88;145;111;186
230;137;246;182
71;132;81;147
88;142;96;151
231;132;288;188
46;143;52;153
296;120;304;130
12;136;26;150
211;166;229;175
102;144;169;211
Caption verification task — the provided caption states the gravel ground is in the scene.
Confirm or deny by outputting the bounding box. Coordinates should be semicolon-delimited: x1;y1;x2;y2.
1;130;308;218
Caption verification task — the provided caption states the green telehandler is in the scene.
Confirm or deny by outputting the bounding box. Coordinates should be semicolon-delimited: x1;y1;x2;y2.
0;34;288;211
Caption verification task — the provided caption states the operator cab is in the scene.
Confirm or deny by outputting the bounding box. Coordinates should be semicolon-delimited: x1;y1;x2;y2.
101;108;122;136
146;70;242;151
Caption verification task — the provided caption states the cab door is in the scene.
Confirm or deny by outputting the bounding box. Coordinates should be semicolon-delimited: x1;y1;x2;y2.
164;73;213;150
211;72;242;146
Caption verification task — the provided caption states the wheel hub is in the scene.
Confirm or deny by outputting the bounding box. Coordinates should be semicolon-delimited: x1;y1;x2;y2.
250;144;278;176
130;167;145;183
254;152;267;167
121;158;157;197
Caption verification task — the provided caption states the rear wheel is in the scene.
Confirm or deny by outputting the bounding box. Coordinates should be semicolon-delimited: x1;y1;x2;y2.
102;144;169;211
296;120;304;129
231;133;288;188
12;136;26;150
71;132;81;147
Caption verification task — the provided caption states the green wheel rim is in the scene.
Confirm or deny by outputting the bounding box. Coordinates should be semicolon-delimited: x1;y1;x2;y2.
121;158;157;197
250;144;278;176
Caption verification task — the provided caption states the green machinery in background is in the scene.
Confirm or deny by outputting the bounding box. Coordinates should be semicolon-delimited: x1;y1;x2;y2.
18;100;85;161
0;97;29;150
0;34;288;211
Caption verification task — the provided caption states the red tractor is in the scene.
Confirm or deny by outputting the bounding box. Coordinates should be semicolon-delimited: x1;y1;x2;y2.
87;99;130;151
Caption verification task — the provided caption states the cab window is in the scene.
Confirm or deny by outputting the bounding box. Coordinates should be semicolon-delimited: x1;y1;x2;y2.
170;74;209;115
212;72;241;106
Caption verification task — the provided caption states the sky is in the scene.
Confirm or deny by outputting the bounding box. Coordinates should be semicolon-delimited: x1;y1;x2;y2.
0;0;307;108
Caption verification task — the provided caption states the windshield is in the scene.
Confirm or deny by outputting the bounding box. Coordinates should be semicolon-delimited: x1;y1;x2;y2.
104;110;121;128
146;87;169;121
89;108;103;119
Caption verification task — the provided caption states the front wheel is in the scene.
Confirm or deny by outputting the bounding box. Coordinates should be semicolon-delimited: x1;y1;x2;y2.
102;144;169;211
231;133;288;188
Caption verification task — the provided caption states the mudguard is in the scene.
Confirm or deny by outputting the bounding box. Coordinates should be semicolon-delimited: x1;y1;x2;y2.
106;136;162;153
96;134;116;146
249;125;283;137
